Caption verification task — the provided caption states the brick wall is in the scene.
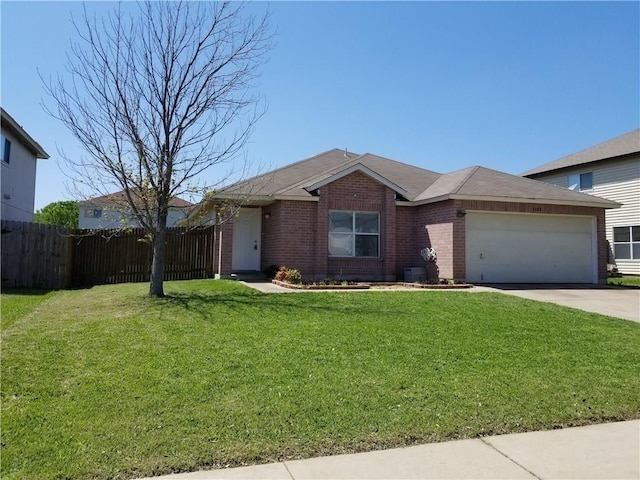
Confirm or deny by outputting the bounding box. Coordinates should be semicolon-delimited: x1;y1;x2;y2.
324;171;396;281
395;206;417;276
413;201;460;281
261;201;318;275
224;177;609;284
258;171;398;281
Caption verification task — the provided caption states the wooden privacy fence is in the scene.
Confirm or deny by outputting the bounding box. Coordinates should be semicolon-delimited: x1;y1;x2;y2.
1;220;71;289
1;220;216;289
72;226;216;287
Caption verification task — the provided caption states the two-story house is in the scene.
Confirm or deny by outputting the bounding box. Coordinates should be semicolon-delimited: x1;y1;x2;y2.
1;108;49;222
523;129;640;275
78;190;193;229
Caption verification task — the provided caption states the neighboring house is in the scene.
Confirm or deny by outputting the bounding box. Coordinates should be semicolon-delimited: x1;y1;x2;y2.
523;129;640;275
1;108;49;222
78;190;193;229
194;148;618;284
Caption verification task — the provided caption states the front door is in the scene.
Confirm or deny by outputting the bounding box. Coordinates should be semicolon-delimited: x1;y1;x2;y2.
232;208;261;271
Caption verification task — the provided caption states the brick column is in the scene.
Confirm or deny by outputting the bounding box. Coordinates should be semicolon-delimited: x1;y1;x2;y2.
314;188;329;279
383;189;397;281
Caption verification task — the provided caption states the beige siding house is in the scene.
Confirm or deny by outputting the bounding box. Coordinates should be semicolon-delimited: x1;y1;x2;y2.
78;190;193;229
523;129;640;275
1;108;49;222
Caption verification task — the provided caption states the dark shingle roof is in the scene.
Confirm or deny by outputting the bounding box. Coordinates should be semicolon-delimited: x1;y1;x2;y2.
218;149;440;201
211;148;618;209
522;129;640;177
417;166;616;207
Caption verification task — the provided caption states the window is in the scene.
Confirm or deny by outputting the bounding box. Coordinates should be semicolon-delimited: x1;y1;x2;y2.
568;172;593;191
1;135;10;164
329;211;379;257
613;226;640;260
84;208;103;219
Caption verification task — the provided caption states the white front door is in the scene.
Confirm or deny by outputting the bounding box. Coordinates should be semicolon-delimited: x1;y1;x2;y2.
232;208;261;271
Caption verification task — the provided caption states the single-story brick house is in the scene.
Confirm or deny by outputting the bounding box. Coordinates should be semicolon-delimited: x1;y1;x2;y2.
196;149;618;284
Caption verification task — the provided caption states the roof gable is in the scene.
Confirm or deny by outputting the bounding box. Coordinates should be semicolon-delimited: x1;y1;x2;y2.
217;150;441;201
302;162;408;197
522;129;640;177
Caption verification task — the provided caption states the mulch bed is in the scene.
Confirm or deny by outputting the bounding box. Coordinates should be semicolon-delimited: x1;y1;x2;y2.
272;279;370;290
272;280;473;290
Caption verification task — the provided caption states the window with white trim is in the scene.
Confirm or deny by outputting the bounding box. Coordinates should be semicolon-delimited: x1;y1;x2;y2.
328;211;379;257
613;226;640;260
568;172;593;191
1;135;10;164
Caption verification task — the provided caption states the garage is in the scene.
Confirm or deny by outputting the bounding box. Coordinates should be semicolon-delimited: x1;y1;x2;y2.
465;212;596;284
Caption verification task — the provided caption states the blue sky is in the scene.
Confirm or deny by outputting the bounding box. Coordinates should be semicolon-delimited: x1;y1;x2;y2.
2;1;638;210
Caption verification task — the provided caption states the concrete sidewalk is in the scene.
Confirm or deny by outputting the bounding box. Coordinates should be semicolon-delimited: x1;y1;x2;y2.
139;420;639;479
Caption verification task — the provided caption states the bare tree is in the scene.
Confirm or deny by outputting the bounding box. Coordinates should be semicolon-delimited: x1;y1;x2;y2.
43;0;271;297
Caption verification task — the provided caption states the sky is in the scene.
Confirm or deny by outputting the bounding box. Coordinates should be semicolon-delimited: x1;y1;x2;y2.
1;1;639;211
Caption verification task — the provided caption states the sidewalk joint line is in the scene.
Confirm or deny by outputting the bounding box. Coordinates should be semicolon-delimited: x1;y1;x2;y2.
479;437;541;480
282;461;296;480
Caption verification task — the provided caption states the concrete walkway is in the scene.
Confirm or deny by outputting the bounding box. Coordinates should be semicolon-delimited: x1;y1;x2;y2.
138;420;639;479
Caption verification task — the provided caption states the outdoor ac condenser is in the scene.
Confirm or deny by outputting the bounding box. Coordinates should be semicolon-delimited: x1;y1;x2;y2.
404;267;426;283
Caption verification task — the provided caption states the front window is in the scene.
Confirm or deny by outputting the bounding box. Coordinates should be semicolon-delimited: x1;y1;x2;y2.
613;226;640;260
329;211;379;257
568;172;593;191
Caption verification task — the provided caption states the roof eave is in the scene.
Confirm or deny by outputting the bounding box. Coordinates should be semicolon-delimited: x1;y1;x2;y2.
404;194;452;206
523;151;640;178
400;193;619;209
1;108;50;159
449;194;620;209
203;192;319;205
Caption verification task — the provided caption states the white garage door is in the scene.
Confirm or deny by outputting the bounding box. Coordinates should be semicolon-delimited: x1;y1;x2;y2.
465;212;595;284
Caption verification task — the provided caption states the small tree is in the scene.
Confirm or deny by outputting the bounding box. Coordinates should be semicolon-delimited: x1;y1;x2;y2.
44;1;271;297
34;201;79;228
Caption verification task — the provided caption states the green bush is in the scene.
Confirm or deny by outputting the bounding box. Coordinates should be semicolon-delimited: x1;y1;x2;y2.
285;268;302;284
274;266;302;284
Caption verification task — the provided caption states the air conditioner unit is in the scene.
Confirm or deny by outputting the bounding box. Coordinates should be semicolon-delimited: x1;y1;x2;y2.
404;267;426;283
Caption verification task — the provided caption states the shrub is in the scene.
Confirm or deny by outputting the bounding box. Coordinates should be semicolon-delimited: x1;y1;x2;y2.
274;266;302;284
274;266;288;282
285;268;302;284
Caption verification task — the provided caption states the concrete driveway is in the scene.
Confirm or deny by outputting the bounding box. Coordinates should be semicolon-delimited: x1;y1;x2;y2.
478;284;640;323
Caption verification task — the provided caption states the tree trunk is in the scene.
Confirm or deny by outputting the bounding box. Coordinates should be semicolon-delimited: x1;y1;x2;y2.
149;226;166;297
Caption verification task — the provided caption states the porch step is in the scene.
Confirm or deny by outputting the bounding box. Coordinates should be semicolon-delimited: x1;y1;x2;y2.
231;270;266;281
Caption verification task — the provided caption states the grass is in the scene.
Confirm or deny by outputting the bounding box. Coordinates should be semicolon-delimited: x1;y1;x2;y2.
1;289;55;331
608;275;640;288
2;280;639;479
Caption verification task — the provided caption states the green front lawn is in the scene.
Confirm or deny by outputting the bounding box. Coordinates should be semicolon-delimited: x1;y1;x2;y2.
608;275;640;287
2;280;639;479
1;288;55;331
